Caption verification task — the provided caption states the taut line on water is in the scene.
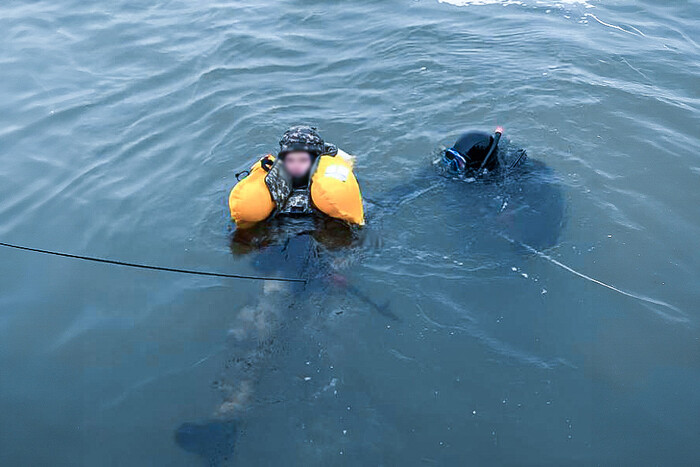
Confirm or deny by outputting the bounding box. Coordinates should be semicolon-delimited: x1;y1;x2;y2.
499;235;685;322
0;241;307;284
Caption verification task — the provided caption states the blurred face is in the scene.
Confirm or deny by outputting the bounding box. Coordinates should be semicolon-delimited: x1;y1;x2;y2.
283;151;312;177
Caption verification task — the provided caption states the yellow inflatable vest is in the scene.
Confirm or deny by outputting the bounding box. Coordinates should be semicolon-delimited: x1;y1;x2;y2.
228;155;276;228
228;149;364;228
311;150;364;226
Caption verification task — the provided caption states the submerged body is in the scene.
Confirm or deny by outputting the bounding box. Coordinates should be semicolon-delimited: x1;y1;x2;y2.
176;222;324;465
444;130;566;250
374;130;565;251
177;127;367;464
492;157;565;250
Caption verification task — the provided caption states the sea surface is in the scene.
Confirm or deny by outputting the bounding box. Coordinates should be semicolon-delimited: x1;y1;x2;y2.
1;0;699;465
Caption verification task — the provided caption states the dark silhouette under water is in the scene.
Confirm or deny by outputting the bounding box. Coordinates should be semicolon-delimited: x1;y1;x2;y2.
175;215;392;465
175;421;238;466
370;141;566;252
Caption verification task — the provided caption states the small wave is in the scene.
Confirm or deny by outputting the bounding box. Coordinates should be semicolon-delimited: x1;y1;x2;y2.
438;0;594;7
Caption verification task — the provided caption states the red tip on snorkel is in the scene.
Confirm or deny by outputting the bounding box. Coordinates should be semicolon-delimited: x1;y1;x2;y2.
495;126;504;135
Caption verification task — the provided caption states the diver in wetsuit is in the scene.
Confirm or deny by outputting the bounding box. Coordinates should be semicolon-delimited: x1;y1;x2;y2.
439;128;565;249
373;128;565;250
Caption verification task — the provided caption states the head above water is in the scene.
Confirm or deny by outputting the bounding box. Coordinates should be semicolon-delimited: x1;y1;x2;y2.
278;125;325;179
442;128;502;174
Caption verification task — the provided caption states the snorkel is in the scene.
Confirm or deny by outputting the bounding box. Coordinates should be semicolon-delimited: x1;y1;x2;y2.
478;126;503;172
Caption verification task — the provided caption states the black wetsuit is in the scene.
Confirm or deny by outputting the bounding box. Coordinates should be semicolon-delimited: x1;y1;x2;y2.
371;135;565;251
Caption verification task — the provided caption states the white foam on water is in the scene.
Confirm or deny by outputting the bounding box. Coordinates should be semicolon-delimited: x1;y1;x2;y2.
438;0;595;8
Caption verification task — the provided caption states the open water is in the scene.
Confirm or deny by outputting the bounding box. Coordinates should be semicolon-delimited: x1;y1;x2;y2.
1;0;699;465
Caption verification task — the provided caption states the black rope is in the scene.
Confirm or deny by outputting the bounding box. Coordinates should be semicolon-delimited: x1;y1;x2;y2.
0;241;307;284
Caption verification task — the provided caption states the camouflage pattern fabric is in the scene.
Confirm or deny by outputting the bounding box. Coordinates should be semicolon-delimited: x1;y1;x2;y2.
264;159;292;207
278;126;325;156
279;188;313;215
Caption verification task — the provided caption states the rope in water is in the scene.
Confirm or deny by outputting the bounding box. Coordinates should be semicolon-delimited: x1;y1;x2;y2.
0;241;307;284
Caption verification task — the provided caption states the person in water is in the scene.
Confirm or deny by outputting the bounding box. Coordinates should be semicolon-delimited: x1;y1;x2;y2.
438;127;565;249
229;126;364;252
373;127;564;251
176;127;367;465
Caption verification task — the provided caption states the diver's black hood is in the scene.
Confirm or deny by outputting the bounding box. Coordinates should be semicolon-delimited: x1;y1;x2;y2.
451;131;499;171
